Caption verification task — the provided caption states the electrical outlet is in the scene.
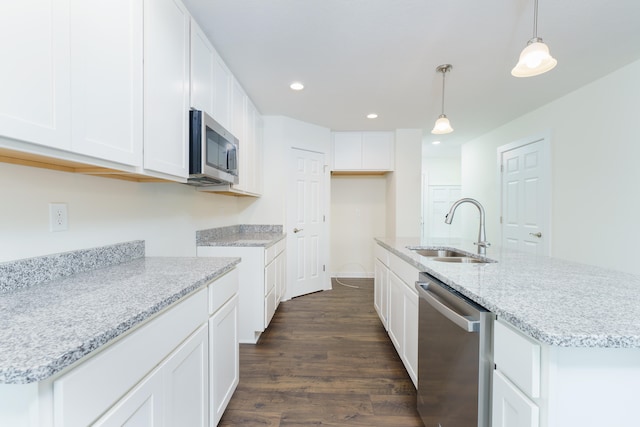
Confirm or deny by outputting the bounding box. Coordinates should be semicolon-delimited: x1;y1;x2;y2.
49;203;68;232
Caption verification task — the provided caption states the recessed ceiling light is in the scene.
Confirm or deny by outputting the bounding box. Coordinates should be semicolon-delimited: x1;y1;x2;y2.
290;82;304;91
432;140;441;145
367;113;378;119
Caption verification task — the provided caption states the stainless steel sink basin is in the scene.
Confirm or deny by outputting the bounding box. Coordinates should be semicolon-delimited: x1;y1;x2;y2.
411;249;468;258
433;257;489;264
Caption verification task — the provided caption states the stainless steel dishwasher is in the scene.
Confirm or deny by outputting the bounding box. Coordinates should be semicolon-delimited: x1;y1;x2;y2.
416;272;494;427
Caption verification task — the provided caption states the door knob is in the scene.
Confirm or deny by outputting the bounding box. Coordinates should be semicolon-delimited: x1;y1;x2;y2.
293;228;303;233
529;232;542;238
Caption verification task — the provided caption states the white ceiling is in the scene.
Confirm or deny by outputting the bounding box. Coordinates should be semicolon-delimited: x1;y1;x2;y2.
183;0;640;148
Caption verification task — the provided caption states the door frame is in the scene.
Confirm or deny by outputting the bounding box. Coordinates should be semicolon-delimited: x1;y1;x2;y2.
496;131;552;255
285;147;331;300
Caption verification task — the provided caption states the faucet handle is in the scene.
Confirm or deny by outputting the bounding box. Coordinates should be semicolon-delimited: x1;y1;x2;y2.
474;241;491;248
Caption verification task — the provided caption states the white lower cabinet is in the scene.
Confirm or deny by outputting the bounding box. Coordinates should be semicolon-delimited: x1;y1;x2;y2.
373;258;389;329
93;368;163;427
492;319;540;427
95;324;208;427
374;243;418;387
198;239;286;344
492;370;539;427
209;276;240;426
163;324;209;426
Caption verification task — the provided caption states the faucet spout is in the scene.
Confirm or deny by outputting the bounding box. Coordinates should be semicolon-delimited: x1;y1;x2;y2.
444;198;490;255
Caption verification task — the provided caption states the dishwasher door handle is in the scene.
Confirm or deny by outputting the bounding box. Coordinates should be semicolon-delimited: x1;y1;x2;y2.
416;282;480;332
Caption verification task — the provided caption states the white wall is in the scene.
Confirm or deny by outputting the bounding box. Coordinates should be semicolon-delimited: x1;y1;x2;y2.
0;162;243;262
461;59;640;274
330;175;386;277
423;155;461;186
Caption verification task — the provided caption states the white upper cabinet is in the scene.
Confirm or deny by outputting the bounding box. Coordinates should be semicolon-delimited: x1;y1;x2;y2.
231;80;248;190
70;0;143;166
0;0;71;150
190;19;215;116
143;0;190;179
331;131;395;172
213;52;232;130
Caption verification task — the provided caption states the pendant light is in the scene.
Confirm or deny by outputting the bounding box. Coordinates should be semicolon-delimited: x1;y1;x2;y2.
431;64;453;135
512;0;557;77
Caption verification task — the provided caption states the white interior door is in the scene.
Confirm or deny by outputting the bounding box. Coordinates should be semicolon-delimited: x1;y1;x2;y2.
500;136;551;256
286;148;328;299
427;185;461;238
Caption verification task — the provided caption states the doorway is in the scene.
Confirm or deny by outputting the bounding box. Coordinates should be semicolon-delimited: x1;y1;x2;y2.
498;134;551;256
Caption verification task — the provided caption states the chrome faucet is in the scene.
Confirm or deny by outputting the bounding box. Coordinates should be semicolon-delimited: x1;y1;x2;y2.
445;198;490;255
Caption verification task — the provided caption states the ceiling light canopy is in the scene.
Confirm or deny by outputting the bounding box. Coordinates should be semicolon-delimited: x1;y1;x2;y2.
431;64;454;135
512;0;557;77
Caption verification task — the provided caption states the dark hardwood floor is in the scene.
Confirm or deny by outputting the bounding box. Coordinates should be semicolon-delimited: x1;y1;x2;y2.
219;278;423;426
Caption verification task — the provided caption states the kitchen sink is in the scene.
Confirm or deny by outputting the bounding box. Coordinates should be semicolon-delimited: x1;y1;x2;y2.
432;257;490;264
411;248;468;258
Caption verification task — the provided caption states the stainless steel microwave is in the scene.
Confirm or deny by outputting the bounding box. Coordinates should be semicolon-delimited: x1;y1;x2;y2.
188;110;239;186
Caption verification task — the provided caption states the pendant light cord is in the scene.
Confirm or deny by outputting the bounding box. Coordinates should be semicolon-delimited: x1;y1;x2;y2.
532;0;539;39
441;69;446;115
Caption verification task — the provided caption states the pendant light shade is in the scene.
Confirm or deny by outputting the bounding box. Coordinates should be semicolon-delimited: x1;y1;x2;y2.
512;0;557;77
431;64;453;135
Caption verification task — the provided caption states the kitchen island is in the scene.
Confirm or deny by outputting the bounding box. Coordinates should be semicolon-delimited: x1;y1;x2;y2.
375;237;640;427
0;240;241;426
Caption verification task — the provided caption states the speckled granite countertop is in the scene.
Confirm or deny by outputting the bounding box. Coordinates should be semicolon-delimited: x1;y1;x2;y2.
376;237;640;349
0;241;240;384
197;224;285;247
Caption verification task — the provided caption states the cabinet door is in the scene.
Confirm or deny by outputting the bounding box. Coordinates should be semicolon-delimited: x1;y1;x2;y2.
143;0;190;178
332;132;362;170
403;284;418;386
276;249;286;303
190;19;215;115
492;370;539;427
213;52;232;130
231;79;247;190
374;258;389;328
0;0;71;150
243;99;260;194
387;272;404;354
70;0;143;165
93;370;163;427
210;294;239;426
163;324;209;427
253;110;264;195
362;132;394;170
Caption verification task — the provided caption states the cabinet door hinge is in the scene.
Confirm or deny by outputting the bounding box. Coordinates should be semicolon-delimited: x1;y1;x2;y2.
323;265;326;272
500;216;503;224
323;215;326;222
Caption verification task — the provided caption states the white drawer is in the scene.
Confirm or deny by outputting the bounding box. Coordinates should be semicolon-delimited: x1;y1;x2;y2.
494;320;541;398
265;244;276;265
374;243;389;266
208;268;239;315
53;288;208;427
388;252;419;288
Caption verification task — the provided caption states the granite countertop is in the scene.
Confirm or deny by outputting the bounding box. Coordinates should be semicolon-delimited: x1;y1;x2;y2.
196;224;285;247
376;237;640;349
0;241;240;384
